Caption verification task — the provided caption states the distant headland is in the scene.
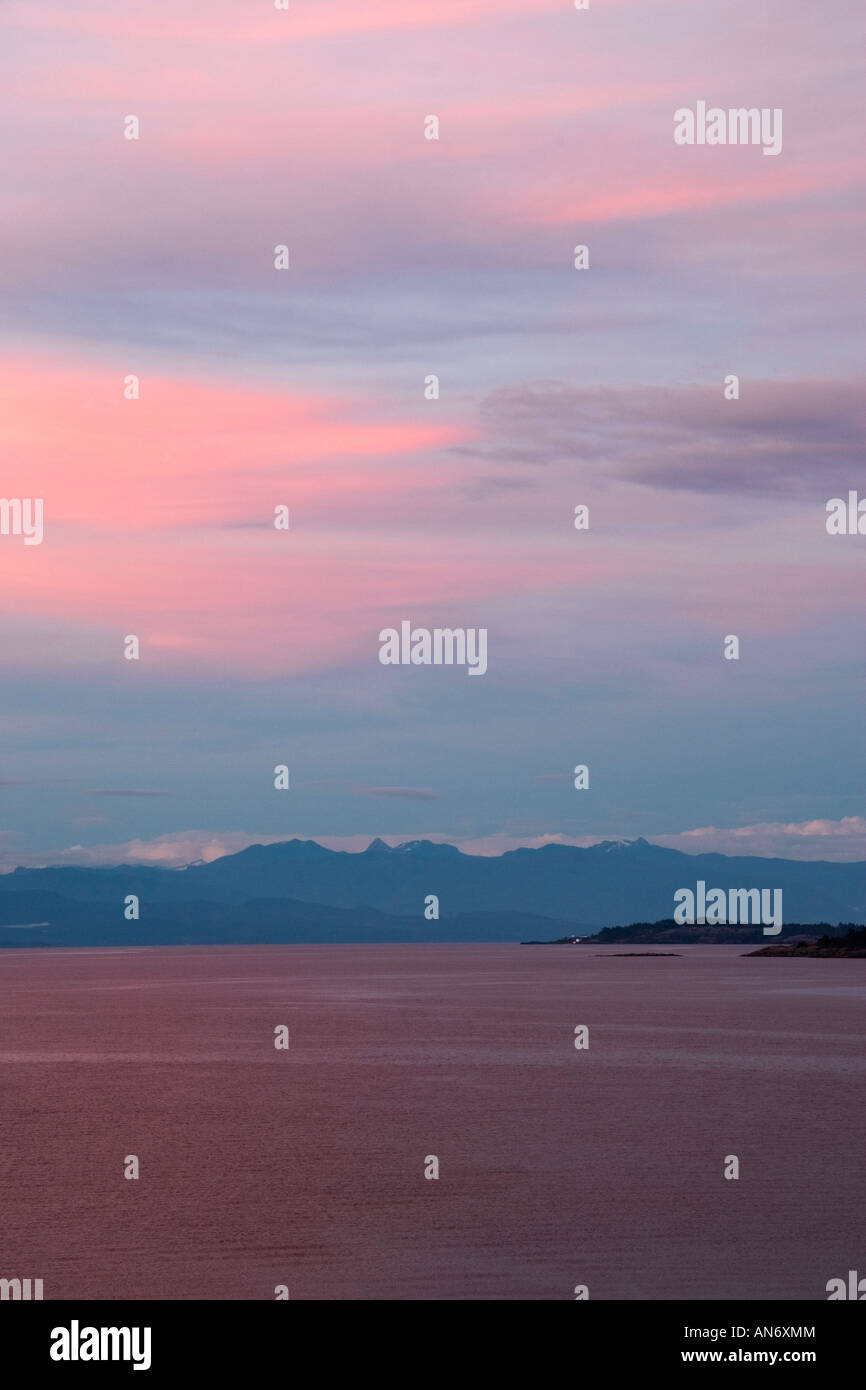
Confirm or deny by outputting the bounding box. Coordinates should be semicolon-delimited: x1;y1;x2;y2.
522;920;865;948
746;927;866;958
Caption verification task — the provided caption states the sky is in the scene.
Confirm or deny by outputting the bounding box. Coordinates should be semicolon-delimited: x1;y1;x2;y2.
0;0;864;869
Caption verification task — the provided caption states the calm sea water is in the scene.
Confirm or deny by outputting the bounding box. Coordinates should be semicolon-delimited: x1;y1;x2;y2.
0;944;863;1300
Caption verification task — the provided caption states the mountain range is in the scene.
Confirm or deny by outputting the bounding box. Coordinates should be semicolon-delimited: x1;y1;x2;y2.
0;836;864;946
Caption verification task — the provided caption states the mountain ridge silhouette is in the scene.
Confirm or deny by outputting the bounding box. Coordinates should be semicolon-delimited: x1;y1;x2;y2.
1;836;864;927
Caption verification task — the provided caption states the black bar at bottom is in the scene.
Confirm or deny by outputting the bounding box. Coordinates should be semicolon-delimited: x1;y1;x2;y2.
1;1299;861;1377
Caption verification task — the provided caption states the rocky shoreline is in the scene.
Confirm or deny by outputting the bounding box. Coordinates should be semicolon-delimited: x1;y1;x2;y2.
746;927;866;958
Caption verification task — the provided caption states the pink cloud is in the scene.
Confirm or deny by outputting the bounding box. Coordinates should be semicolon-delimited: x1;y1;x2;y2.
0;354;860;675
0;356;466;527
5;0;567;44
2;2;861;283
0;356;597;673
524;165;859;226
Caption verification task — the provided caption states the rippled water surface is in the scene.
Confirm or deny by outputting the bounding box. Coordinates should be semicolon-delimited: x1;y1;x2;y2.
0;944;863;1300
